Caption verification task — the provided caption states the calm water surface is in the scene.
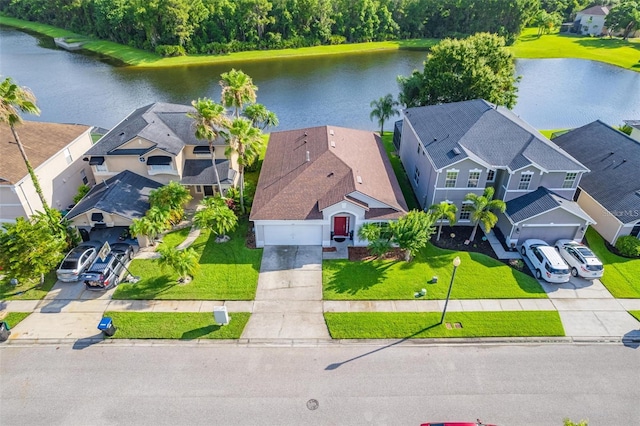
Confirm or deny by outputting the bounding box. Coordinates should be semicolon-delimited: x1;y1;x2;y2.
1;26;639;131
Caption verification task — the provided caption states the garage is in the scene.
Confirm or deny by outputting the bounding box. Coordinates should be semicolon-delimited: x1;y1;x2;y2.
262;224;323;246
517;225;580;245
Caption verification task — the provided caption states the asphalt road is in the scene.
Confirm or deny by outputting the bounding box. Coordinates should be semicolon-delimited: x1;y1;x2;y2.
1;342;638;425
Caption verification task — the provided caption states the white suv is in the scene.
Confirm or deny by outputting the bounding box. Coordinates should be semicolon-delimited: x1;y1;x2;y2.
521;239;571;283
554;239;604;279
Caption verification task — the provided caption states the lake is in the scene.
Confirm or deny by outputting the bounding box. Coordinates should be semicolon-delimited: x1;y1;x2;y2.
1;26;639;131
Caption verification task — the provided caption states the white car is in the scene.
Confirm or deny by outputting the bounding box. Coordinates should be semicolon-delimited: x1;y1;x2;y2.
520;239;571;283
554;239;604;279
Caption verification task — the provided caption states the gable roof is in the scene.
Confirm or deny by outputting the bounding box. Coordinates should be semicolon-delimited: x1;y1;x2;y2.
250;126;408;221
505;187;594;224
66;170;162;221
0;121;91;185
86;102;224;157
404;99;588;173
552;120;640;224
577;6;609;16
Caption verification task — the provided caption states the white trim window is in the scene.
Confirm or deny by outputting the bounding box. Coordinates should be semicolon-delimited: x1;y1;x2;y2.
95;163;108;173
80;169;88;185
413;166;420;185
445;170;458;188
459;202;473;221
467;169;481;188
486;169;496;182
64;148;73;165
518;172;533;190
562;172;578;189
195;185;202;193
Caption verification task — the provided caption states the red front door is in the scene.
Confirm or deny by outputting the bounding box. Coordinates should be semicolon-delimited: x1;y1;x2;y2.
334;216;348;236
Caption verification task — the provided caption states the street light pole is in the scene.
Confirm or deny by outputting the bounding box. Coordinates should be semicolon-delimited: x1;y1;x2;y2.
440;256;461;325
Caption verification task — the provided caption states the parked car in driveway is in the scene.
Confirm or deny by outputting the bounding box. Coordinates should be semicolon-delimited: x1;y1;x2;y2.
56;241;103;282
81;243;134;290
554;239;604;279
521;239;571;283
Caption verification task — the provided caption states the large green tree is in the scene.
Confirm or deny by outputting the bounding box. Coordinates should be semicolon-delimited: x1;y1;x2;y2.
464;186;507;242
149;180;193;225
398;33;520;109
390;210;436;261
188;98;230;195
193;196;238;240
220;69;258;118
0;76;54;225
606;1;640;39
370;93;400;135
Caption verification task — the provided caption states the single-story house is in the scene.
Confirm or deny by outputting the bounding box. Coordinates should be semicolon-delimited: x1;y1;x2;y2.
65;170;162;231
250;126;408;247
552;120;640;245
0;121;94;223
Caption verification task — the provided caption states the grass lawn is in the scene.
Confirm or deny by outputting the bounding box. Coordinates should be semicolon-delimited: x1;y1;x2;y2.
511;28;640;72
629;311;640;322
325;311;564;339
113;220;262;300
381;133;420;210
1;312;31;328
323;243;546;300
585;227;640;298
0;271;57;301
104;312;249;339
158;227;191;250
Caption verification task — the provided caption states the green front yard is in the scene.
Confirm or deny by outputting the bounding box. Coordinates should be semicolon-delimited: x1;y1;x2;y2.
0;271;57;301
323;243;545;300
104;312;250;339
1;312;31;328
325;311;564;339
585;227;640;298
113;221;262;300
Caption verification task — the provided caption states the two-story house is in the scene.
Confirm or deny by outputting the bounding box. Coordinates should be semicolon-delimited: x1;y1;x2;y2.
396;99;594;248
72;102;237;229
0;121;94;224
573;5;609;36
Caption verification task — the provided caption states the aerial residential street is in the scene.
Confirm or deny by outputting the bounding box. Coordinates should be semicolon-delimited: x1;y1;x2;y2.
1;343;638;425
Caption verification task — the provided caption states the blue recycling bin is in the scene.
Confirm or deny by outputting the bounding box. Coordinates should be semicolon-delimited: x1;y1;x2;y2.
97;317;116;337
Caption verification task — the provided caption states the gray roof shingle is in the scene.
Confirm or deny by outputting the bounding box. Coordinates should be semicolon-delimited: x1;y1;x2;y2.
505;187;593;223
552;120;640;223
181;159;236;185
405;99;588;172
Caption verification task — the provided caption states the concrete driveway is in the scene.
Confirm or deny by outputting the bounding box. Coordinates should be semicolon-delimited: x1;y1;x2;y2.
241;246;330;340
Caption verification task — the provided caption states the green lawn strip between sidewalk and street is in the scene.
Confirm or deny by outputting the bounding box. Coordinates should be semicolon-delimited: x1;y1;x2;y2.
512;27;640;72
381;133;420;211
103;312;249;339
0;271;57;301
113;220;262;300
1;312;31;328
323;243;546;300
324;311;564;339
585;227;640;298
629;311;640;322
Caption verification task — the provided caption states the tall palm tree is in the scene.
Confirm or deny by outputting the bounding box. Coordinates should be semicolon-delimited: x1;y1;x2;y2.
464;187;506;242
369;93;400;135
188;98;230;195
243;103;279;130
428;201;458;241
219;69;257;118
224;117;263;213
0;76;53;223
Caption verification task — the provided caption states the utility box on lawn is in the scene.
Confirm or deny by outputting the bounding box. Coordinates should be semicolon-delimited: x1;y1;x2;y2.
213;306;229;325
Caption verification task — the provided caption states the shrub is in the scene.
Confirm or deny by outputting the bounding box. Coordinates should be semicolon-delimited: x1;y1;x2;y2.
73;184;91;203
155;45;186;57
615;236;640;258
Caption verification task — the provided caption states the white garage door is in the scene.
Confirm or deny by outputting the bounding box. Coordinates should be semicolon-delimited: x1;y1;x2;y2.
263;224;322;246
518;226;579;245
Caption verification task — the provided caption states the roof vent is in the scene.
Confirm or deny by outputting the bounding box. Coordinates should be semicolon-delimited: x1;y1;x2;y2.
304;131;308;136
601;151;614;161
306;151;310;162
357;176;363;184
452;147;461;155
330;141;336;148
329;129;334;136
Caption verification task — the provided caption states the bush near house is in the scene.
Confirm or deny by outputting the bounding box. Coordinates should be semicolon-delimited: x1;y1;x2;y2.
615;236;640;258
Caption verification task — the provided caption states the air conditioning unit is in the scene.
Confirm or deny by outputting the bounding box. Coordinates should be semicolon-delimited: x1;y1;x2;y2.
138;157;146;163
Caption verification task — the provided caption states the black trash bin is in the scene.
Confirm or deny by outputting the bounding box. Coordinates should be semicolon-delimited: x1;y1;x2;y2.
79;228;90;242
0;321;11;342
97;317;116;337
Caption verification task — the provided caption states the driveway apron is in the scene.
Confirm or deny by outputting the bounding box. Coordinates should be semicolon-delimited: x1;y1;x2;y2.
241;246;330;340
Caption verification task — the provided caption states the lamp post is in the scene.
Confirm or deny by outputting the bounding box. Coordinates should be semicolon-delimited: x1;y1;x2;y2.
440;256;461;325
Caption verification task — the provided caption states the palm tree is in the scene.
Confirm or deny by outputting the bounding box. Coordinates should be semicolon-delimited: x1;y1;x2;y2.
244;103;279;130
464;187;507;242
0;76;54;224
130;216;165;247
369;93;400;135
188;98;230;195
428;201;458;241
224;117;263;213
193;196;238;241
219;69;257;118
157;245;200;283
149;181;192;224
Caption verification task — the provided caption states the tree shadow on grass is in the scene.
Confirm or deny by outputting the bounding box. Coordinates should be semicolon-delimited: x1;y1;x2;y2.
181;324;220;339
574;38;640;51
325;260;393;295
113;275;174;299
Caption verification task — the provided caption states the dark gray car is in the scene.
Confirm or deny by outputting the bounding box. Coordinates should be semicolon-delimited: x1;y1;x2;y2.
82;243;134;290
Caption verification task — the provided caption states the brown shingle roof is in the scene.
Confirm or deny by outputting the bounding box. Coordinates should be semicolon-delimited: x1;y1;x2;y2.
0;121;91;185
250;126;408;221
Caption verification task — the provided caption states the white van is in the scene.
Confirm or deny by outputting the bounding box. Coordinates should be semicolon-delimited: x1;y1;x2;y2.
521;239;571;283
